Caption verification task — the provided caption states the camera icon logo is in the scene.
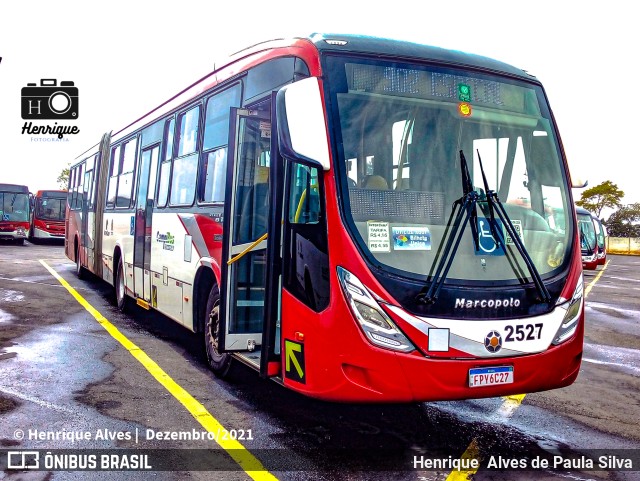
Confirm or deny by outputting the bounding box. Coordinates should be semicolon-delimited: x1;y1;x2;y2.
21;79;79;120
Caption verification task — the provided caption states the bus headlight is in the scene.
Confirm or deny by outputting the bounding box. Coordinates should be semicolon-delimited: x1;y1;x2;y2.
337;266;415;353
552;276;583;345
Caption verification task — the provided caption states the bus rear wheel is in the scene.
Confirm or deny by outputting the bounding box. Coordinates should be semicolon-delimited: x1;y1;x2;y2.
75;245;85;279
204;285;233;377
115;258;129;312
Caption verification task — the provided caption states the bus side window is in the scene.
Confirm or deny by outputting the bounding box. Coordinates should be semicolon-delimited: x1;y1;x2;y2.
157;118;175;208
86;154;96;209
106;146;121;208
74;163;84;210
116;137;138;208
170;105;200;206
288;164;320;224
200;84;241;203
284;162;329;312
68;167;76;210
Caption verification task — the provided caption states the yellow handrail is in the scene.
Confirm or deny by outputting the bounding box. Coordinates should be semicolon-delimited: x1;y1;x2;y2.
294;189;307;223
227;232;268;265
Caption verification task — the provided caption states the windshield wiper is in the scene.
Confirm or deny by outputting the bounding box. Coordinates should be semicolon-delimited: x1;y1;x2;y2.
417;150;478;304
475;150;551;303
417;150;551;304
580;232;594;256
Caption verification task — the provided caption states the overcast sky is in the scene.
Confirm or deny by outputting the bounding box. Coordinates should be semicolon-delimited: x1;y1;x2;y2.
1;0;637;210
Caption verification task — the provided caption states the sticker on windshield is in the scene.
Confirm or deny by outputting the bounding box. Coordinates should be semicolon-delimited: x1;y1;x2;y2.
259;121;271;138
505;219;524;246
367;221;390;252
475;218;505;256
392;227;431;251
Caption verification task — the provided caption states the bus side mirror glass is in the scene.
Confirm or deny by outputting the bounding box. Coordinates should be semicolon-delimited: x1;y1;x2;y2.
572;177;588;188
276;77;330;171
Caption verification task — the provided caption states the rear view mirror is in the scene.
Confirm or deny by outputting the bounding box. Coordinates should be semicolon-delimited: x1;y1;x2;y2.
572;177;588;189
276;77;330;171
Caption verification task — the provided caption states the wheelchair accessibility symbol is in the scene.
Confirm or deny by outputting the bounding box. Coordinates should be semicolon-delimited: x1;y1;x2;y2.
476;218;505;256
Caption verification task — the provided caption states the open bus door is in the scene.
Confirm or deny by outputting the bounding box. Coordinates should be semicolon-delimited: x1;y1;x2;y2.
219;107;282;377
132;144;160;306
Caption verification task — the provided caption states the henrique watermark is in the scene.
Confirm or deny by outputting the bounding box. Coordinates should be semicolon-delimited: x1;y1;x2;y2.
21;78;80;141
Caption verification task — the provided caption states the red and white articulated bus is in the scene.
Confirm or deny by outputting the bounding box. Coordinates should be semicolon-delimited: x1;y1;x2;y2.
30;189;67;240
66;34;584;402
0;183;31;245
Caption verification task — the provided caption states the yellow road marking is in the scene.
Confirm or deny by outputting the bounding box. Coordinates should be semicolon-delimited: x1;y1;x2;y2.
497;393;526;418
445;261;609;479
445;439;479;481
40;260;278;481
584;259;609;298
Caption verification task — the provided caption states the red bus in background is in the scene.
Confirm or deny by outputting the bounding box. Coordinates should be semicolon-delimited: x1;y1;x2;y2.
30;190;67;240
576;207;599;270
66;34;584;403
592;215;607;266
0;183;31;245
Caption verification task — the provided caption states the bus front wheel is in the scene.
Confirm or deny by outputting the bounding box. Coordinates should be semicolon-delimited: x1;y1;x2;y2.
204;285;233;377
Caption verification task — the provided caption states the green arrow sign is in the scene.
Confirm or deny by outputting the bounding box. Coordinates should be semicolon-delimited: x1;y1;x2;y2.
285;339;305;384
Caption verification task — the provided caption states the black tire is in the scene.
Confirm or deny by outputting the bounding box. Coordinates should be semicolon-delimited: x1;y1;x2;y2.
115;257;129;312
204;285;233;377
14;238;25;246
75;245;85;279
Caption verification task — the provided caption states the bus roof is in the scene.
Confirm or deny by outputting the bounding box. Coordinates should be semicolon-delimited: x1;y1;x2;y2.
0;183;29;193
575;206;596;218
309;33;535;80
72;33;539;164
35;189;67;198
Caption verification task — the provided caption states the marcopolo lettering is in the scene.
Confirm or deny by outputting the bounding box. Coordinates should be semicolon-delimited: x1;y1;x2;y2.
454;297;521;309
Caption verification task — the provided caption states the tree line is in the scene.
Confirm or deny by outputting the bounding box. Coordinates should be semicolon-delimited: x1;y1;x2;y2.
575;180;640;237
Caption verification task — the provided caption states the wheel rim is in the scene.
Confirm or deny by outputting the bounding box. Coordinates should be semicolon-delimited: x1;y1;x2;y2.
117;264;125;304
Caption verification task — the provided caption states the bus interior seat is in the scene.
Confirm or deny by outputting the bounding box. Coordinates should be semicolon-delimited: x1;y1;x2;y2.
363;175;388;190
503;203;550;232
406;113;456;198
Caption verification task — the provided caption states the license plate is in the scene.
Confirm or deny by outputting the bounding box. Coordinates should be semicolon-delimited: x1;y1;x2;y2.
469;366;514;387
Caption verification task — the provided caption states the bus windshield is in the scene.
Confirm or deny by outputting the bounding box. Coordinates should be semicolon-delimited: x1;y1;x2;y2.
593;216;605;250
0;192;30;222
578;212;597;251
326;55;572;284
35;196;66;221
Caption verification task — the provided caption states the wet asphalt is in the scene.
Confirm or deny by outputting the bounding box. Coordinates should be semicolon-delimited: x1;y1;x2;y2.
1;240;640;480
